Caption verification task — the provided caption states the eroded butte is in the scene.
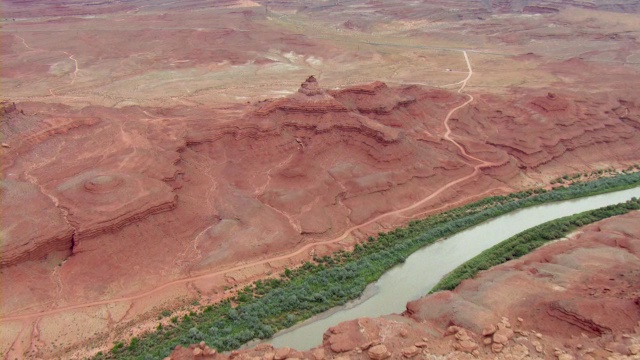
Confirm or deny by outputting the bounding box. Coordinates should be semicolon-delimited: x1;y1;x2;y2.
1;0;640;358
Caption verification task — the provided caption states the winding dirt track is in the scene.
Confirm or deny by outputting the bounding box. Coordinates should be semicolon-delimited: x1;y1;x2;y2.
2;51;500;324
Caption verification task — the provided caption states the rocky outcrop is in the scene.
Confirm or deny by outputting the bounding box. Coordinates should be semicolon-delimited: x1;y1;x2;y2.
367;344;390;359
329;81;416;115
0;106;184;267
58;172;178;241
298;75;324;96
1;101;18;114
547;299;614;335
170;341;218;359
458;89;640;171
0;180;74;267
256;76;349;115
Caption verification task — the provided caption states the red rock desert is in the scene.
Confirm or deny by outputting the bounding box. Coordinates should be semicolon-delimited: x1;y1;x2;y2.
2;0;640;359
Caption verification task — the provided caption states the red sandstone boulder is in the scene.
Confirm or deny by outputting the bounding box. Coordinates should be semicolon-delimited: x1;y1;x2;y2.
401;345;420;358
367;345;390;360
273;347;290;360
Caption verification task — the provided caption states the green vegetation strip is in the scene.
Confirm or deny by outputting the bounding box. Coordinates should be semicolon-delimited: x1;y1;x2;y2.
99;172;640;360
431;197;640;292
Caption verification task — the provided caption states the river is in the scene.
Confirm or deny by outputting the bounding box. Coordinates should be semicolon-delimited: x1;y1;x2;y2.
261;187;640;350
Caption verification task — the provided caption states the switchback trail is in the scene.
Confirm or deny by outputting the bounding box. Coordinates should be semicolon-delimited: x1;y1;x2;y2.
2;50;500;323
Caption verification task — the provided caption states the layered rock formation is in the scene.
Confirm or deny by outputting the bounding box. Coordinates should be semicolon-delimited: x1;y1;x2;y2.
59;172;177;241
257;76;351;115
0;104;182;267
0;180;74;266
2;0;640;357
2;78;640;293
451;89;640;173
170;211;640;360
2;78;640;359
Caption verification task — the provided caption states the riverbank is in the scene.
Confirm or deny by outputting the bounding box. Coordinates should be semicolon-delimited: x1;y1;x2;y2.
169;202;640;360
432;197;640;292
266;187;640;350
100;171;640;359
